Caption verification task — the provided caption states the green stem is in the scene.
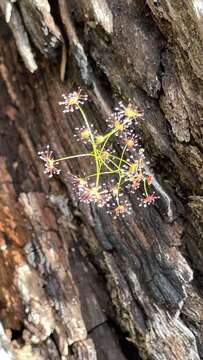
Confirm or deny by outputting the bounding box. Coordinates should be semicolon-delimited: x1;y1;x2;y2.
109;154;130;166
118;145;127;169
97;128;116;181
78;106;94;142
109;159;120;170
86;170;118;179
78;105;100;187
100;128;115;150
55;153;93;163
100;157;115;172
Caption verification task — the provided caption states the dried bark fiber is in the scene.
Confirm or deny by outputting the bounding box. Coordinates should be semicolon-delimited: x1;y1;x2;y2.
0;0;202;359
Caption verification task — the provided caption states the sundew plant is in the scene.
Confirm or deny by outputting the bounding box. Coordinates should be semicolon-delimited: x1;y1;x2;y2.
38;88;159;218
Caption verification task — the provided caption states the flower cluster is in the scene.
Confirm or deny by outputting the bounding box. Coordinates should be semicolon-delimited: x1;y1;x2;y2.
38;88;159;218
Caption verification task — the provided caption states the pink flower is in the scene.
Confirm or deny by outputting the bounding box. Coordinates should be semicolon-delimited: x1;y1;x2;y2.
106;114;126;136
67;174;87;191
59;88;88;112
74;124;96;144
38;145;61;178
129;176;143;191
115;101;144;125
108;200;132;219
123;134;139;151
138;192;159;207
78;185;111;207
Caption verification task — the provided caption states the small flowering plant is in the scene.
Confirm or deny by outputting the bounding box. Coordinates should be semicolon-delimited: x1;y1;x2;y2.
38;88;159;218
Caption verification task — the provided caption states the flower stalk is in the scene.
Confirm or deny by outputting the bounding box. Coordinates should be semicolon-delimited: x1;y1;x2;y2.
38;88;159;217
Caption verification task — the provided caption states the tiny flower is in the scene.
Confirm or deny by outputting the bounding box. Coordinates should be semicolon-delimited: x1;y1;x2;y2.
138;192;159;207
123;134;138;150
59;88;88;112
67;174;87;191
100;150;111;161
74;125;93;144
107;114;130;137
128;174;144;192
131;179;141;191
38;145;61;178
108;114;124;131
115;101;144;124
109;200;132;219
79;185;110;207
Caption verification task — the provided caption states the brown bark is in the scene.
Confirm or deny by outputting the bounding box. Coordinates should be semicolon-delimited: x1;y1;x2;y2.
0;0;202;359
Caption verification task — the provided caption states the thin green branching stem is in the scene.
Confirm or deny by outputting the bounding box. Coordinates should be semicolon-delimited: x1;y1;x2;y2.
55;153;93;163
97;125;123;171
100;157;114;172
100;128;115;152
119;145;127;169
97;126;129;187
109;158;120;170
109;154;130;166
78;105;100;187
86;170;118;179
97;128;115;181
39;91;160;213
78;106;94;142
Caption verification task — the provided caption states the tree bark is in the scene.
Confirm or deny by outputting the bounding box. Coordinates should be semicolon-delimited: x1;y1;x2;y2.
0;0;202;359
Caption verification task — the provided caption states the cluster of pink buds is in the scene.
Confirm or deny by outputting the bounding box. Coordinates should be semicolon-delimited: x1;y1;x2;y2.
38;88;159;218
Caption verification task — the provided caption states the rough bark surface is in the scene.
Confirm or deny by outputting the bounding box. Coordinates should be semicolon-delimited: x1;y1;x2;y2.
0;0;202;359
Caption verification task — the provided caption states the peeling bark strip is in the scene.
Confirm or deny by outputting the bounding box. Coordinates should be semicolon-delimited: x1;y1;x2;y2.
0;1;203;360
77;0;113;34
19;0;62;58
0;0;37;72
